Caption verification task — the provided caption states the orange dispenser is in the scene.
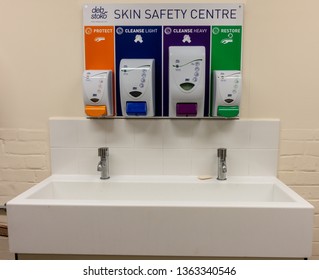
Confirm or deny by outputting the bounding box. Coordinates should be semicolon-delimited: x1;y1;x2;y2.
82;70;113;117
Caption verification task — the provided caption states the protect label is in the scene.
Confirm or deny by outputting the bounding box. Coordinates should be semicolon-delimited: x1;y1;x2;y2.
84;26;114;70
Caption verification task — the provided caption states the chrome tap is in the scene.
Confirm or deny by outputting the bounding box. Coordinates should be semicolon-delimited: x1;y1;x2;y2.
97;147;110;180
217;148;227;180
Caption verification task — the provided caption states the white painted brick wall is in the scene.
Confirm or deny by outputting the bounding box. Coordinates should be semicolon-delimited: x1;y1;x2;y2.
279;129;319;259
0;128;51;204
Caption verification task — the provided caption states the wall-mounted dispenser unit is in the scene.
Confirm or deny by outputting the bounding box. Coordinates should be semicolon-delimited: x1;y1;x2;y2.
169;46;206;117
82;70;113;117
213;70;242;118
119;59;155;117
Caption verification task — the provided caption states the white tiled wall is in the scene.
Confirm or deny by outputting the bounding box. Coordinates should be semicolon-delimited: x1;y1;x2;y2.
49;118;280;177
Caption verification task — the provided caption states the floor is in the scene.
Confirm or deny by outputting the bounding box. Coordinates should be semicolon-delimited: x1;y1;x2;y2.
0;237;14;260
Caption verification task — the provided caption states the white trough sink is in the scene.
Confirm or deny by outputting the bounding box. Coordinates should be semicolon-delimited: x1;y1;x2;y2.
7;175;313;258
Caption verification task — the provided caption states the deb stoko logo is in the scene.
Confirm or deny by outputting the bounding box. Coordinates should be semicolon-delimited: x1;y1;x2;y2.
91;6;108;19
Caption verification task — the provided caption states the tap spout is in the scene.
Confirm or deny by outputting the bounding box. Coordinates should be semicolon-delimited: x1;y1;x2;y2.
217;148;227;180
97;147;110;180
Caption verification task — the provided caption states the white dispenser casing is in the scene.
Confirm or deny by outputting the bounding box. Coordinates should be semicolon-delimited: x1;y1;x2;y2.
82;70;113;116
169;46;206;117
119;59;155;117
213;70;242;117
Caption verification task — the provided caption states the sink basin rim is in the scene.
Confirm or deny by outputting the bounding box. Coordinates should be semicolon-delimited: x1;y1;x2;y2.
7;175;313;209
